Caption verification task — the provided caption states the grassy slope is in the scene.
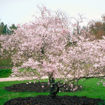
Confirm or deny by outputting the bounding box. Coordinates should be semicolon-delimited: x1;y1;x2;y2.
0;78;105;105
0;56;12;78
0;69;12;78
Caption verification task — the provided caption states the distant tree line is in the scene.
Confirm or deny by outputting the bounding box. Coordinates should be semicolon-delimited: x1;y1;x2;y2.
0;21;17;35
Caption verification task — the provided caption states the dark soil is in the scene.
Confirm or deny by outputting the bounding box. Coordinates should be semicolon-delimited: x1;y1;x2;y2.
5;82;82;92
4;95;105;105
4;82;105;105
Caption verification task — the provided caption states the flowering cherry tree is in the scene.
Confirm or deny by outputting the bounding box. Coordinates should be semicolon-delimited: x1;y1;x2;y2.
0;6;105;90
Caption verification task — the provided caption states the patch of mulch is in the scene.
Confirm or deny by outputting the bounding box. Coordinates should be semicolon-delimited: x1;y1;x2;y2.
5;82;50;92
5;82;82;92
4;95;105;105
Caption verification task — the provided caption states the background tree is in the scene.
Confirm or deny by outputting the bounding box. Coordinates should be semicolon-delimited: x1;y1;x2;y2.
89;15;105;39
0;22;17;35
0;22;5;35
9;24;17;34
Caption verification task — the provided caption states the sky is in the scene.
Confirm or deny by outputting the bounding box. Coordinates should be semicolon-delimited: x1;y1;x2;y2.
0;0;105;25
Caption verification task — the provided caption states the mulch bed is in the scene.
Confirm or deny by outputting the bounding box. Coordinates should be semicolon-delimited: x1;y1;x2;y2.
4;82;105;105
4;95;104;105
5;82;81;92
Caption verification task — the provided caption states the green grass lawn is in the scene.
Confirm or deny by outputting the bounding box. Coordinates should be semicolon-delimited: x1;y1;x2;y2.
0;78;105;105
